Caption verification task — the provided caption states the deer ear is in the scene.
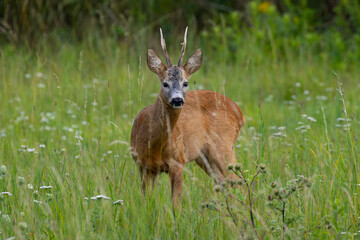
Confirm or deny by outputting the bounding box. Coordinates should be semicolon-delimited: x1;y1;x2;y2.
147;49;166;75
184;49;202;76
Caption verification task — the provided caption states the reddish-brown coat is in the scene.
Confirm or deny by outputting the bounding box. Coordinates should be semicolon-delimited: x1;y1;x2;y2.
131;89;245;205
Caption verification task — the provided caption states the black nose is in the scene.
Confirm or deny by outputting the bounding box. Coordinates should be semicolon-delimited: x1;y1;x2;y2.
171;98;184;107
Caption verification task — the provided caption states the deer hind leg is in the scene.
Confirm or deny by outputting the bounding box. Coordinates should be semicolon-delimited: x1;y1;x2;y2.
139;167;157;196
208;144;238;182
195;150;225;184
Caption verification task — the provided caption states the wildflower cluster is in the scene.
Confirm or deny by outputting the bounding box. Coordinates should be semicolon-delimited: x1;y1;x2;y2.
201;163;267;240
267;175;311;203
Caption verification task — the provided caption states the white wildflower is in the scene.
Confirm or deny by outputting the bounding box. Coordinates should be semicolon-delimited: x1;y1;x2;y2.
113;199;124;205
316;95;328;101
2;214;11;222
0;192;12;196
39;186;53;190
337;118;350;122
272;132;287;137
27;148;36;152
75;135;83;141
307;116;317;122
36;72;44;78
90;195;111;200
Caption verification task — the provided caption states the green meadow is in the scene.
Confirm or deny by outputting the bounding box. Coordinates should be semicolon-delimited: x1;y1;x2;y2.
1;2;360;238
1;34;359;239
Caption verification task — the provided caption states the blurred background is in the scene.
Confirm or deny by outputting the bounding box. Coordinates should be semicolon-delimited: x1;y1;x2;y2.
1;0;360;69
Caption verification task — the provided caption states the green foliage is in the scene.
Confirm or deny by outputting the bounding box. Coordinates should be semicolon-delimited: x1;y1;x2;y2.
202;165;313;239
202;0;360;70
1;0;360;61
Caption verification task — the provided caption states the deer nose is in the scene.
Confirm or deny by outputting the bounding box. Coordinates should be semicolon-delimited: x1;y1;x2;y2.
171;98;184;108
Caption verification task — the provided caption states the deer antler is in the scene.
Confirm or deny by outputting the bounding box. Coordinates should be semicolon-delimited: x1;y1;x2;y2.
178;26;188;66
160;28;172;67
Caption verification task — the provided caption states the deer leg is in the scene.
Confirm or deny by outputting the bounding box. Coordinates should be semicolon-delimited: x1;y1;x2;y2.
208;145;238;182
140;168;156;196
169;166;184;207
195;154;225;184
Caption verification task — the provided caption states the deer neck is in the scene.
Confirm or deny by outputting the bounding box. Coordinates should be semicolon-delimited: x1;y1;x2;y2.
151;95;182;143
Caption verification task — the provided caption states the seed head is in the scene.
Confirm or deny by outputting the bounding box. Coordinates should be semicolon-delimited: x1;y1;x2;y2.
0;165;7;176
18;176;25;186
227;164;234;171
213;185;223;193
259;163;266;170
230;179;237;186
234;163;241;171
19;222;28;231
271;182;277;188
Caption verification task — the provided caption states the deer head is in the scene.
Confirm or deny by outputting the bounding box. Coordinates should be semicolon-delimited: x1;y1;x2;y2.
147;27;202;109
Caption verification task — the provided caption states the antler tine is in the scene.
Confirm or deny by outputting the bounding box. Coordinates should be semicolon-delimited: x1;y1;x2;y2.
178;26;188;66
160;28;172;67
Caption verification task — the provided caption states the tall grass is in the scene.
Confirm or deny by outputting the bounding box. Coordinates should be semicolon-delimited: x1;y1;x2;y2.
0;32;359;239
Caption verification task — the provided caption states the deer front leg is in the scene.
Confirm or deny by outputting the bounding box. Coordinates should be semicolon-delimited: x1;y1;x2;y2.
169;165;184;207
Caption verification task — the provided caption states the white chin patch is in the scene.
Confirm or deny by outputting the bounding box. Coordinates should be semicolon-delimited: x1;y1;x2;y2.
171;104;183;109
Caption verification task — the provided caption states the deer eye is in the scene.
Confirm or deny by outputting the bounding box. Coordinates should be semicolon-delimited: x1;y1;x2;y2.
162;82;169;88
183;82;188;87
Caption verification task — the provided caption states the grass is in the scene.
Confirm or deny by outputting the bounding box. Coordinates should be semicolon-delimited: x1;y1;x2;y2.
0;35;359;239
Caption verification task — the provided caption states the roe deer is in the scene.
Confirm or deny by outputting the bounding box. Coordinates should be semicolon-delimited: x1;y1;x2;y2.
131;27;245;206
